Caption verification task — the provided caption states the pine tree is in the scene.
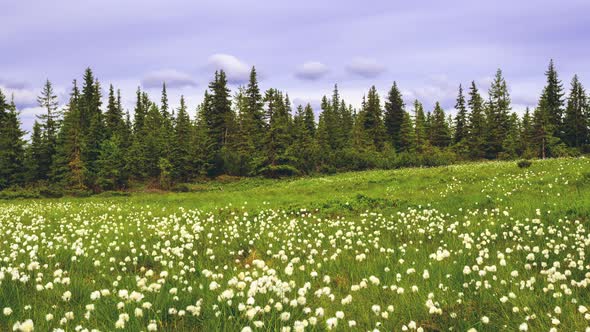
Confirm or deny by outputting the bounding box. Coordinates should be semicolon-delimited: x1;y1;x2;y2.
36;79;61;179
485;69;512;158
520;107;535;156
362;86;386;150
454;84;468;144
563;75;588;147
467;81;486;159
0;95;26;188
243;67;265;151
159;83;174;162
413;100;428;151
303;103;316;137
532;105;555;159
262;89;292;171
25;121;45;182
384;82;405;151
501;113;521;159
398;111;415;152
540;59;565;138
172;96;193;181
202;70;234;175
430;102;451;148
287;104;318;173
105;84;125;139
143;102;165;178
78;70;105;188
52;80;86;189
96;134;127;190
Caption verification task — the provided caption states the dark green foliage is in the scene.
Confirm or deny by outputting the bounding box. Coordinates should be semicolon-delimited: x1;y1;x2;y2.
429;102;451;148
517;160;532;168
1;63;588;197
96;134;127;190
485;69;512;158
563;75;588;148
0;93;26;189
467;81;486;159
35;79;61;180
384;82;405;151
454;84;468;144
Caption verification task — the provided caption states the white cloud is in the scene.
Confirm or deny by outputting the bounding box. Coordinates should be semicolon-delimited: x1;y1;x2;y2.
0;84;38;109
294;61;329;81
346;57;386;78
207;54;251;84
141;69;197;89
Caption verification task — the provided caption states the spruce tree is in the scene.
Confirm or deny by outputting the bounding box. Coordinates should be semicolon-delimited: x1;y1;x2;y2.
36;79;61;179
384;82;405;151
105;84;125;139
429;102;451;148
52;80;86;189
540;59;565;138
398;111;415;152
172;96;193;181
362;86;386;150
467;81;486;159
25;121;45;182
485;69;511;158
413;100;428;151
244;67;265;151
96;134;127;190
202;70;234;175
453;84;468;144
0;96;26;188
520;107;535;156
563;75;588;147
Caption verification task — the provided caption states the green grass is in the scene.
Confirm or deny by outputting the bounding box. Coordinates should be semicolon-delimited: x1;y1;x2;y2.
1;158;590;331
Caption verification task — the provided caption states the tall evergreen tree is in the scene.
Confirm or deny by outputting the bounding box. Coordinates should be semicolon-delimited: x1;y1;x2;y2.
35;79;61;179
202;70;234;175
429;102;451;148
105;84;126;139
467;81;486;158
398;111;415;152
0;95;26;188
52;80;86;189
413;100;428;151
362;86;386;150
539;59;565;138
563;75;588;147
25;121;45;182
485;69;512;158
454;84;468;144
384;82;405;151
172;96;193;181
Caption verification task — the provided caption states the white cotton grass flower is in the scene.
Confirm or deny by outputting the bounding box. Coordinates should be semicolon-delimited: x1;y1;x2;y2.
12;319;34;332
3;307;12;316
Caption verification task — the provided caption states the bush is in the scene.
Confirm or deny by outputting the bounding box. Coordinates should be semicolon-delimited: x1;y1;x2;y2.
94;191;131;197
517;160;532;168
66;189;93;197
0;187;41;200
171;184;191;192
259;164;300;178
39;186;64;198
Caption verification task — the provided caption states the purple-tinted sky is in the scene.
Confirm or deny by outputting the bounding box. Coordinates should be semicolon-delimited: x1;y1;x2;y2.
2;0;589;133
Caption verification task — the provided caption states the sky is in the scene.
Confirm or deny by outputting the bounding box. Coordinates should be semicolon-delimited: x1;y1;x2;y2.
1;0;589;133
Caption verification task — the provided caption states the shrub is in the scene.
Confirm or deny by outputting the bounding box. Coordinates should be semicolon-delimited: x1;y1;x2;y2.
95;191;131;197
171;184;191;192
517;160;532;168
259;165;300;178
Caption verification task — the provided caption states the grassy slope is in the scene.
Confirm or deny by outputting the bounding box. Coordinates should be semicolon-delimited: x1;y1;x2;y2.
1;158;590;331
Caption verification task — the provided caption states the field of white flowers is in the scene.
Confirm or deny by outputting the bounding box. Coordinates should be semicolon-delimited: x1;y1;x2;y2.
1;158;590;331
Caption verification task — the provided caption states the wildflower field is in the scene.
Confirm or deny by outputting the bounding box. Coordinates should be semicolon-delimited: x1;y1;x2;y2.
1;158;590;332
